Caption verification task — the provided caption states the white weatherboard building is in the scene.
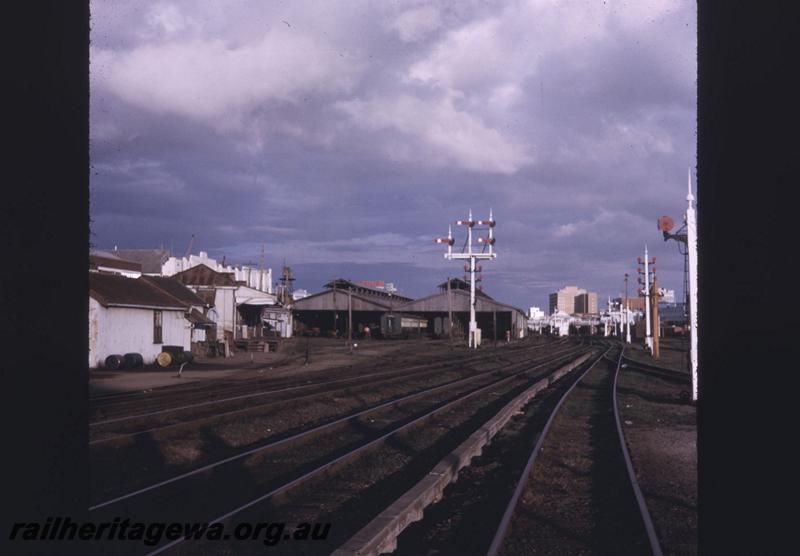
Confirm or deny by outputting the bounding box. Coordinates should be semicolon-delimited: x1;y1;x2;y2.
170;264;239;337
89;273;191;368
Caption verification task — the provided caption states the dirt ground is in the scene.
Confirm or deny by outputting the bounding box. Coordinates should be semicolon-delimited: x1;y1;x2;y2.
89;337;477;397
619;339;697;555
503;355;650;555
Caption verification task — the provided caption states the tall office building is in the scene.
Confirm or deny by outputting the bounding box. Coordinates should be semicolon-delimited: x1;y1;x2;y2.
549;285;597;315
574;292;598;315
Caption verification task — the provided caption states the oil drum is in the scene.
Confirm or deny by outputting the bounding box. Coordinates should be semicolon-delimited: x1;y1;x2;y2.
123;352;143;369
104;354;124;370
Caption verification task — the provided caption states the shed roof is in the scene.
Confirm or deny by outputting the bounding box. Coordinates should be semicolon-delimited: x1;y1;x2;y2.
89;251;142;272
436;277;494;299
322;278;414;302
236;285;278;306
89;273;189;310
140;275;207;307
172;264;238;287
110;249;171;273
395;288;527;317
292;289;393;312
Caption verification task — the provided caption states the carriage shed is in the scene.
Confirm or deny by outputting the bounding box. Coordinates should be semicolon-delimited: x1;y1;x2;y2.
393;279;529;342
291;279;414;338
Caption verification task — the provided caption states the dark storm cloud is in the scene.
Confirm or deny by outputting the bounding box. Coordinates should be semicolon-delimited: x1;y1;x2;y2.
90;0;696;310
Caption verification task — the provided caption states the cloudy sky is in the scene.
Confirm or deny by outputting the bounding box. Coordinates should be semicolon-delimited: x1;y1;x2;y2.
90;0;696;311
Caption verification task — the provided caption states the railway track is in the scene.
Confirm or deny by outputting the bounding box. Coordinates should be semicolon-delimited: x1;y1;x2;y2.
615;347;697;555
90;337;564;425
328;341;661;556
90;342;583;502
486;342;660;555
620;350;691;383
91;341;586;505
88;342;592;555
90;338;563;445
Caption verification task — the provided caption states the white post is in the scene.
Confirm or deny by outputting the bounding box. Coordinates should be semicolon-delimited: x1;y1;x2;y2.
625;300;631;344
439;210;494;349
687;169;699;401
468;210;477;348
644;244;652;351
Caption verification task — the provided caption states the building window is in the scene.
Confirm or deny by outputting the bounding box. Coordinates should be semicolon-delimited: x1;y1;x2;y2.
154;310;163;344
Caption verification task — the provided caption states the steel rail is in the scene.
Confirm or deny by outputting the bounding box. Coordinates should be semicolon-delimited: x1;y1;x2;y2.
90;358;510;445
90;345;589;512
89;337;564;409
90;339;560;426
485;345;613;556
144;346;595;556
89;379;235;403
92;340;566;442
620;350;690;382
90;339;564;444
614;348;664;555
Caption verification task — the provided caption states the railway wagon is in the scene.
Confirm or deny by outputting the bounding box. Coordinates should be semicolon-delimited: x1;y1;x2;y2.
380;312;428;339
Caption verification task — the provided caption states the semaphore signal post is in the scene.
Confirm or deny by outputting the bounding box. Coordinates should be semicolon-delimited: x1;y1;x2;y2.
436;210;497;348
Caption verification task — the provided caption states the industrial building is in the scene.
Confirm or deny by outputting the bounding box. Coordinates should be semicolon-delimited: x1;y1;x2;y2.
291;279;413;338
291;278;528;342
396;279;528;342
163;250;273;294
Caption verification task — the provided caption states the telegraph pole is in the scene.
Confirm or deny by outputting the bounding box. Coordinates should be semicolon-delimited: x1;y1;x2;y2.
332;278;338;337
348;288;353;347
447;276;453;345
651;274;661;359
436;210;497;349
493;308;497;346
686;170;699;401
644;245;651;352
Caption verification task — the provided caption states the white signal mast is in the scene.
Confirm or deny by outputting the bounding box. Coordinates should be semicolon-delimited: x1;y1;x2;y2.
637;246;656;352
436;209;497;348
686;170;698;401
657;169;699;402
